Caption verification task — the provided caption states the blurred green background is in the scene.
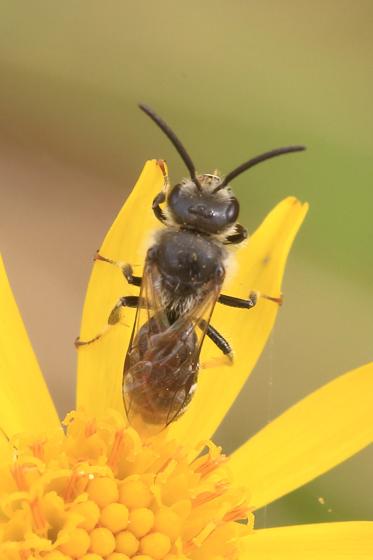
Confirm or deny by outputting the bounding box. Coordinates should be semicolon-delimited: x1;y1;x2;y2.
0;1;372;528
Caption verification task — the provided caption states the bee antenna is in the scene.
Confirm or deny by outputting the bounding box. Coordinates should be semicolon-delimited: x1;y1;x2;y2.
139;104;202;191
214;146;306;192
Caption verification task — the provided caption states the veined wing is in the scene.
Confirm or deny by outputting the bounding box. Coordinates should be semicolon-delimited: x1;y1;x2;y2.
123;260;222;432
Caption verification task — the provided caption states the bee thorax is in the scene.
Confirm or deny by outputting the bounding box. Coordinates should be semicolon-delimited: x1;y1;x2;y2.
150;229;225;295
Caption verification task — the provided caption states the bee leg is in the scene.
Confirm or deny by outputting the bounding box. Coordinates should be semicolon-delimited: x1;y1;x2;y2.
152;159;170;225
199;320;233;361
121;264;142;287
224;224;248;245
107;296;145;324
218;291;283;308
152;191;167;224
94;252;142;287
75;295;144;347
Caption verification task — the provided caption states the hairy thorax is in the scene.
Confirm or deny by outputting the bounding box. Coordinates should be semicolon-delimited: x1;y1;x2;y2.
150;229;227;318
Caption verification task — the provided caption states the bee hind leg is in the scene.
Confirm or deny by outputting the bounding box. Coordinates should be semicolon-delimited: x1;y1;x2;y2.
94;252;142;287
199;320;233;362
75;295;144;348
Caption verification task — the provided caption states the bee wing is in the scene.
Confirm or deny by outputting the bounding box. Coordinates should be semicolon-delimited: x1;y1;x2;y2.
123;260;222;431
162;279;223;427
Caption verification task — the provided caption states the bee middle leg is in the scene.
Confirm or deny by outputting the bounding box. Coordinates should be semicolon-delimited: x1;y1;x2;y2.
75;295;145;347
218;291;282;309
94;252;142;287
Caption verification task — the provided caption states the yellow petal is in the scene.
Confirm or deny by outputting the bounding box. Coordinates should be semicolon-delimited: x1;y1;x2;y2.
0;255;60;442
230;363;373;510
76;160;165;415
170;197;308;444
240;522;373;559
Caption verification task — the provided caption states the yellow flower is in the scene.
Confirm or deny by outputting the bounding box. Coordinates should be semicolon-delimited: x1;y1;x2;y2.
0;160;372;559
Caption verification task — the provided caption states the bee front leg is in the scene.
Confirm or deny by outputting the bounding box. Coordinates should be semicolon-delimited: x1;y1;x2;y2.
152;191;167;224
152;159;170;225
94;252;142;287
75;295;145;348
223;224;248;245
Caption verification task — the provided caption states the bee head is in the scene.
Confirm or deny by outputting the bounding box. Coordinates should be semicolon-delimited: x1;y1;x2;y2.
139;103;305;235
167;175;239;234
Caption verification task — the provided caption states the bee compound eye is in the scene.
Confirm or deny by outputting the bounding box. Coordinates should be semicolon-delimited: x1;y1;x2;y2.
226;198;239;223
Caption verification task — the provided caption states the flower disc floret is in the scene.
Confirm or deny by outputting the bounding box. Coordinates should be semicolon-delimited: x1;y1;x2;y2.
0;410;253;560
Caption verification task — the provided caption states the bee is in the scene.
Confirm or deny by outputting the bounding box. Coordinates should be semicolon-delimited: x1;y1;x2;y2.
77;104;305;432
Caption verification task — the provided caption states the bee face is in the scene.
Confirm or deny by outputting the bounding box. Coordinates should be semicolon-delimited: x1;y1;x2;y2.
167;176;240;235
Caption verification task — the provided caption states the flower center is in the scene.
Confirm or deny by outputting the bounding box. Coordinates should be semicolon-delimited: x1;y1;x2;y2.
0;411;253;560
